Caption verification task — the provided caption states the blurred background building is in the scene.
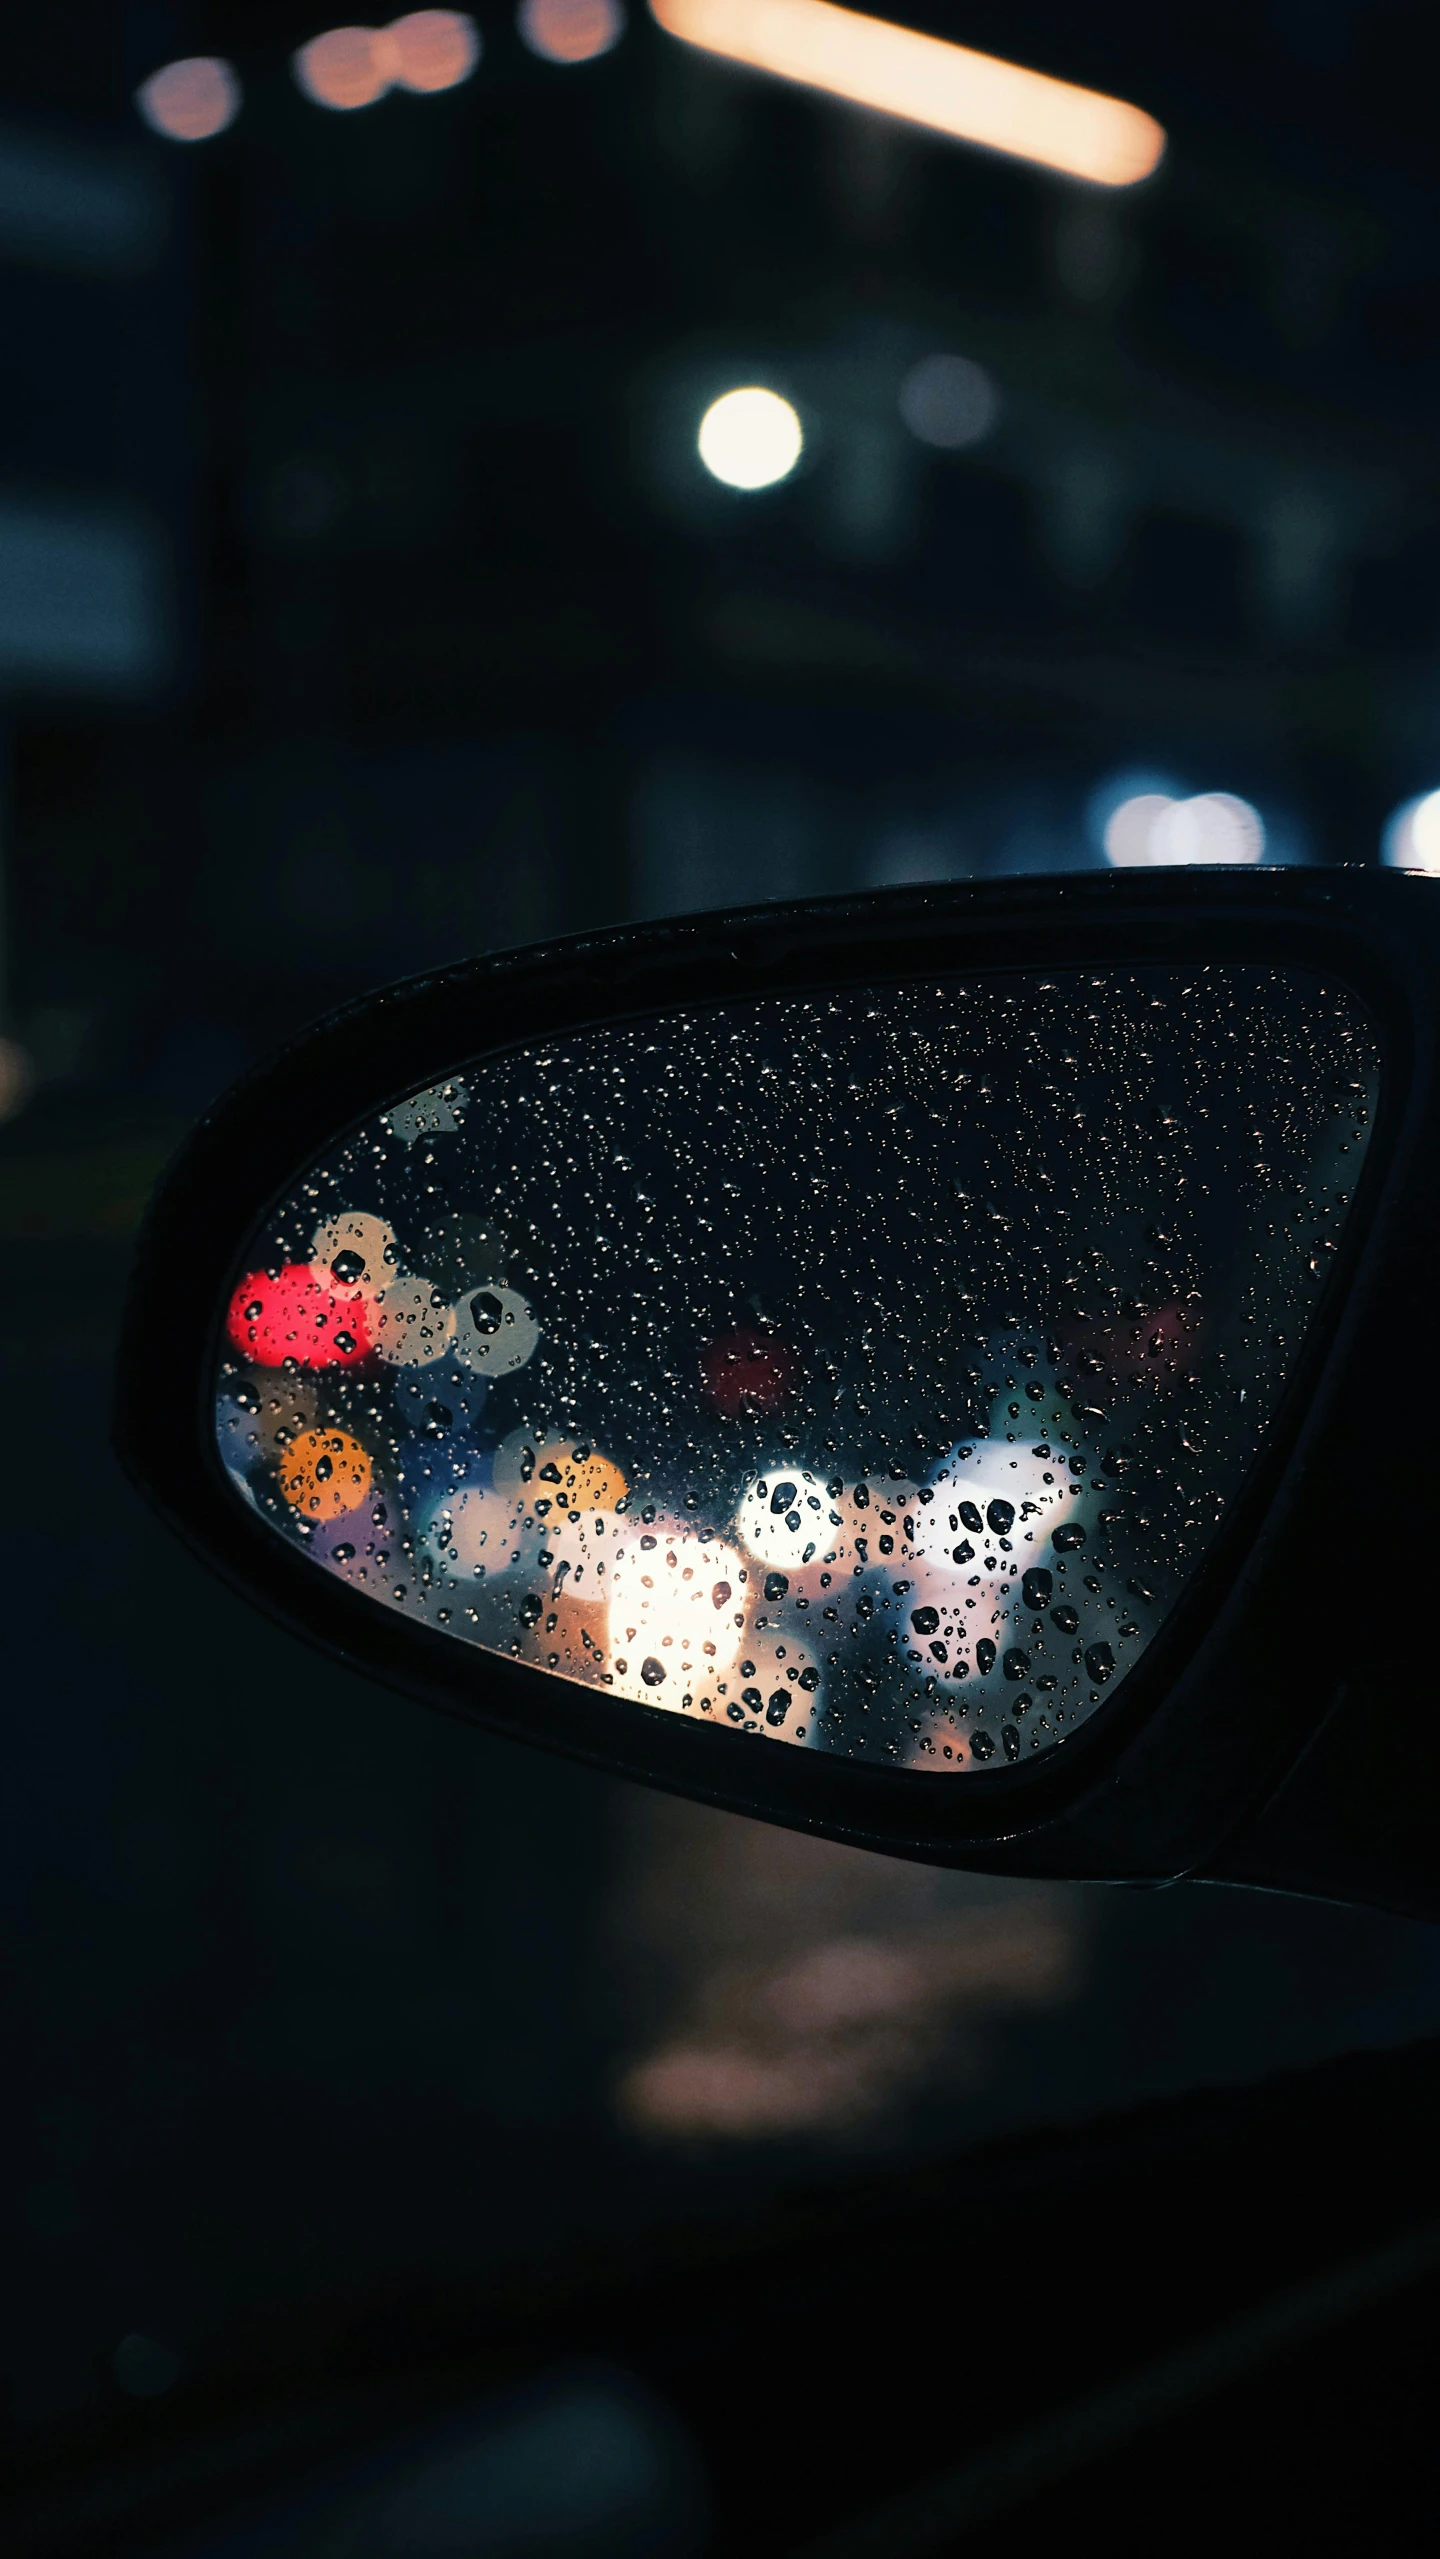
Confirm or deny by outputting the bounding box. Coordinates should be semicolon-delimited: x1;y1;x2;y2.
5;0;1440;2437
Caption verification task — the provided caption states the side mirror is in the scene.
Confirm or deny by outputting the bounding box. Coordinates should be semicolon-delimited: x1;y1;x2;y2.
115;869;1440;1914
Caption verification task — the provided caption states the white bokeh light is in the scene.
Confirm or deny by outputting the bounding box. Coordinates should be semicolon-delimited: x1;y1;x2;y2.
1103;792;1176;867
698;387;803;491
734;1467;846;1574
607;1530;748;1699
1382;790;1440;873
1104;789;1265;868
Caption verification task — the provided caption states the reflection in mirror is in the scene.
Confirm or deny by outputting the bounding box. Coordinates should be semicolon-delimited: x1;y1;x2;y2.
214;970;1378;1773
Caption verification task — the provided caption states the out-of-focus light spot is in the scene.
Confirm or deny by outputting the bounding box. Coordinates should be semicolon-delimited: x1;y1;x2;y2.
384;9;481;89
296;17;480;109
649;0;1165;187
135;57;241;142
279;1426;374;1520
698;388;803;491
1151;793;1264;865
371;1272;457;1366
295;26;392;108
898;353;998;450
1382;790;1440;873
608;1532;747;1698
0;122;166;274
394;1358;488;1436
1056;1298;1202;1391
617;1901;1079;2135
1103;791;1176;866
0;501;171;690
226;1265;374;1367
701;1327;795;1414
491;1428;627;1510
1105;791;1265;867
734;1465;841;1573
0;1036;34;1122
311;1209;399;1292
619;2038;862;2135
451;1281;540;1376
1085;767;1181;859
420;1482;526;1575
519;0;626;62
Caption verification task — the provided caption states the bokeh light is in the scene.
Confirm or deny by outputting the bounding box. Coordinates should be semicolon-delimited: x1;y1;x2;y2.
1382;790;1440;873
701;1327;796;1415
607;1531;748;1702
385;10;481;89
279;1427;374;1520
733;1465;840;1570
518;0;626;63
370;1272;457;1365
1104;790;1265;867
394;1358;489;1435
420;1482;527;1574
135;57;242;142
452;1281;540;1375
0;1035;34;1123
311;1209;398;1291
1151;793;1264;864
1103;792;1177;866
226;1265;374;1367
650;0;1164;187
898;353;998;450
294;17;478;109
295;26;391;109
697;388;803;492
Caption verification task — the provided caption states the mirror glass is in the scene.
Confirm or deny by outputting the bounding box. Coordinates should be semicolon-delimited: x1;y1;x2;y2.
213;966;1379;1774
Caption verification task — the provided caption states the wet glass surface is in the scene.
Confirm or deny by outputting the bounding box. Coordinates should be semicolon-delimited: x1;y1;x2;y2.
214;967;1379;1773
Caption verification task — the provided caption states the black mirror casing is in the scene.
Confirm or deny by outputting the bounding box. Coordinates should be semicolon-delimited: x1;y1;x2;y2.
113;868;1440;1917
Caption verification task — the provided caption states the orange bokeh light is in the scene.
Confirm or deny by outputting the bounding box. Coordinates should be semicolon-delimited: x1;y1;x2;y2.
294;13;479;108
518;0;626;63
294;25;391;109
279;1427;374;1520
385;8;481;87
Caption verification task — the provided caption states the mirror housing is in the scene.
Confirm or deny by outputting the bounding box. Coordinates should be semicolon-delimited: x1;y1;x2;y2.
115;868;1440;1914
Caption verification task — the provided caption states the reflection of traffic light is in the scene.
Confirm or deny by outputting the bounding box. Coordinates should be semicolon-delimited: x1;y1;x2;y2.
226;1266;374;1367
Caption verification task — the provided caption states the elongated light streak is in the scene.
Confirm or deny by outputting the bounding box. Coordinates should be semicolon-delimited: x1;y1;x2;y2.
648;0;1164;187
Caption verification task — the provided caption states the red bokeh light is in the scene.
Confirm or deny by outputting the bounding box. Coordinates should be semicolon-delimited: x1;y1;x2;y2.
1054;1298;1204;1392
226;1264;374;1368
700;1326;796;1416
